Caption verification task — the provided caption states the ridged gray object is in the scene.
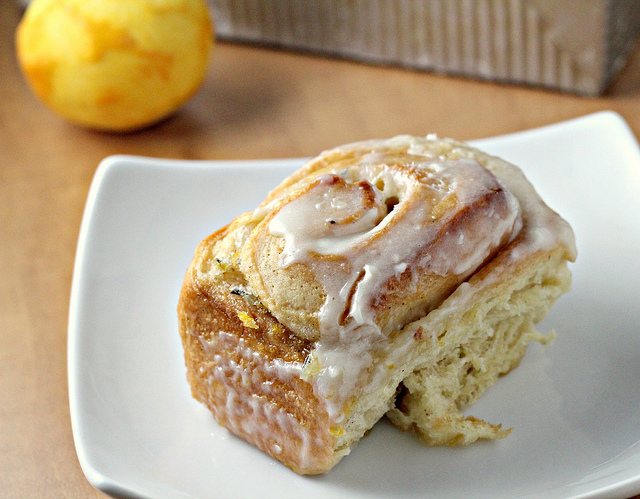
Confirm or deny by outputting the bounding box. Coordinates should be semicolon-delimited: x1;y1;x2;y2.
210;0;640;95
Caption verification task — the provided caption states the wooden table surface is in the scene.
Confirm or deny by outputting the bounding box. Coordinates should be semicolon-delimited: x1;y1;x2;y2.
2;1;640;497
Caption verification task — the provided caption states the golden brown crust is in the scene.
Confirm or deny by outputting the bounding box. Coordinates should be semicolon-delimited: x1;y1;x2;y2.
178;231;338;474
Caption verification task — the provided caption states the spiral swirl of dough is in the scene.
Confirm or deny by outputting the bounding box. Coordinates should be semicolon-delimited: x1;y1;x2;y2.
240;136;523;343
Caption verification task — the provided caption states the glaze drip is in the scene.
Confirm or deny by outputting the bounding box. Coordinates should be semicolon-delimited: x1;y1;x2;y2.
262;150;523;419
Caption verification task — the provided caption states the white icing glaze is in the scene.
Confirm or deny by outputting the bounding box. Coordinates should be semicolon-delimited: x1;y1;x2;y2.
265;148;525;420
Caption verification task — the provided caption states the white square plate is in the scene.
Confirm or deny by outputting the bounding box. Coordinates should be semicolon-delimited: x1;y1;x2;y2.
69;111;640;499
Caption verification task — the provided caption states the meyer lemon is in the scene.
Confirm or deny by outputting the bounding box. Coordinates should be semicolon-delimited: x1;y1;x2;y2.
16;0;214;132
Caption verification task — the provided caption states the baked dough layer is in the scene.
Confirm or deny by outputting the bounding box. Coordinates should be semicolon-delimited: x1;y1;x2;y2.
177;136;576;474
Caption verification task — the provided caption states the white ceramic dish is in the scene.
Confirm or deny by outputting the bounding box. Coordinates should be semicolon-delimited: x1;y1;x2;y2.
68;111;640;499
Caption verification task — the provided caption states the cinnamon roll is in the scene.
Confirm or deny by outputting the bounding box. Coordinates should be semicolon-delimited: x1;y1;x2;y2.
177;136;576;474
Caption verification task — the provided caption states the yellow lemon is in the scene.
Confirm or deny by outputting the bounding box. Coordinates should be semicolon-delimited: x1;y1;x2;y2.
16;0;213;132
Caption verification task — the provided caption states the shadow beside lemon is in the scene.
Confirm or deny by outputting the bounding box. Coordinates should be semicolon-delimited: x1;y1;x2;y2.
16;0;214;132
